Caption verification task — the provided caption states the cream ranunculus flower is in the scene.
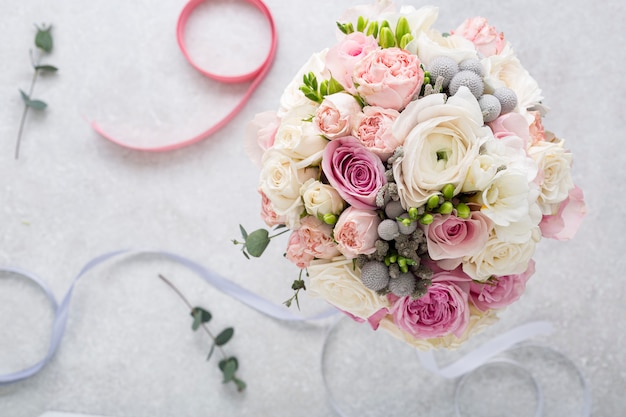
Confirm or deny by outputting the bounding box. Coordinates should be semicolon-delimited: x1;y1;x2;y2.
527;139;574;215
477;170;532;228
279;50;328;117
307;257;390;319
392;87;492;208
272;114;329;166
300;178;345;219
407;29;477;68
481;43;544;123
259;149;319;229
462;227;540;282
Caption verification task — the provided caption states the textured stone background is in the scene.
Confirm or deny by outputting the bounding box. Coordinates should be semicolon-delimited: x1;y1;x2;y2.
0;0;622;416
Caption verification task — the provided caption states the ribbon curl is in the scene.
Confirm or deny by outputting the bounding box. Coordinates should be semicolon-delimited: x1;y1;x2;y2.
91;0;277;151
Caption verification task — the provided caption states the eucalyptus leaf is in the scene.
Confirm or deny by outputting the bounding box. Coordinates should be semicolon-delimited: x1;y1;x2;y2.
34;64;58;72
239;224;248;240
19;90;30;102
233;377;247;392
26;99;47;110
35;26;53;53
206;343;216;361
215;327;234;346
221;359;237;383
191;307;212;331
244;229;270;257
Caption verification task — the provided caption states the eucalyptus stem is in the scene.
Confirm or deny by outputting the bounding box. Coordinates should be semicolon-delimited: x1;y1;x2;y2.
15;58;41;160
157;274;228;359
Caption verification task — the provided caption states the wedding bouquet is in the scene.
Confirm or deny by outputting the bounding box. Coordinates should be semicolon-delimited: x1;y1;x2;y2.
241;1;586;349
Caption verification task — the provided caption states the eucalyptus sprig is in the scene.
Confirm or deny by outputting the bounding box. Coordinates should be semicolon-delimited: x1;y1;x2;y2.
283;269;307;310
15;23;58;159
233;224;289;259
158;274;246;392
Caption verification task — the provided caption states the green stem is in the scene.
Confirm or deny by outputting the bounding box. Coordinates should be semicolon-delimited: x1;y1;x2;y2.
157;274;228;359
268;228;290;239
15;52;41;160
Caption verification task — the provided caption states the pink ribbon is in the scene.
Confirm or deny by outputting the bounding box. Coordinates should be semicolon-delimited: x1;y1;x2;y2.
91;0;277;151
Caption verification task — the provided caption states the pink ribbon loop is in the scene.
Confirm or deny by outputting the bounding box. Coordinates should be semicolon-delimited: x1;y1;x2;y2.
91;0;277;152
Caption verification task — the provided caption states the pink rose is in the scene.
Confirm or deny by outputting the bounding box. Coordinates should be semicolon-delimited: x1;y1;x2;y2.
322;136;387;210
452;17;505;57
244;111;280;167
353;106;401;162
470;260;535;311
488;112;530;145
259;189;286;227
285;216;340;268
325;32;380;92
390;270;471;339
333;206;381;258
353;48;424;111
539;185;586;240
314;92;362;139
424;211;492;262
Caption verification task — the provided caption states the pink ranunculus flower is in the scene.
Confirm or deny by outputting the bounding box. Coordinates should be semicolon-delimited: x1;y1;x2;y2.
325;32;380;92
470;260;535;311
353;47;424;111
285;216;340;268
244;111;280;168
322;136;387;210
390;270;471;339
333;206;381;258
314;92;362;139
259;189;286;227
488;112;530;145
539;185;586;240
353;106;401;162
424;211;492;262
452;16;505;57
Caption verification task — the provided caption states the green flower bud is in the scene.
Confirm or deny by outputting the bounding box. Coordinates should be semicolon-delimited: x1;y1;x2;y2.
395;17;411;45
427;194;440;210
366;21;379;38
408;207;419;220
442;183;455;200
456;203;471;219
399;33;413;50
357;16;368;32
322;213;337;225
419;213;434;225
439;201;454;215
379;27;396;48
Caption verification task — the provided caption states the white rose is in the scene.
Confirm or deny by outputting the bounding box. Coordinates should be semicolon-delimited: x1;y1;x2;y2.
307;257;390;319
462;228;539;282
527;139;574;215
407;30;477;67
392;87;491;208
273;116;328;165
279;50;328;117
481;44;543;123
477;170;532;227
259;149;318;229
314;92;362;139
300;179;345;219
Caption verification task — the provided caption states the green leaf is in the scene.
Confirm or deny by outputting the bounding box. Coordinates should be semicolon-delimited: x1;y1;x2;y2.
26;99;47;110
206;343;216;361
34;64;58;72
19;89;30;102
219;357;238;383
35;26;53;53
191;307;212;331
215;327;234;346
244;229;270;257
327;77;345;95
239;224;248;240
